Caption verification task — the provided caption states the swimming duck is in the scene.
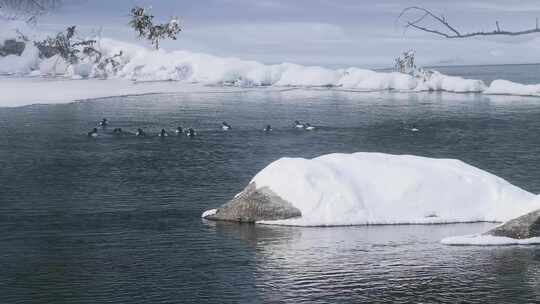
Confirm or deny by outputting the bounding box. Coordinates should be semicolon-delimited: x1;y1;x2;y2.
222;121;232;131
264;125;272;132
186;128;197;137
88;128;98;137
305;123;316;131
99;118;109;127
112;128;123;134
409;124;419;132
294;120;305;129
136;128;146;136
158;129;169;137
175;127;183;134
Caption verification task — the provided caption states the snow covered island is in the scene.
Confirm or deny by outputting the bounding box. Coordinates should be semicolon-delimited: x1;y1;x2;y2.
202;152;540;229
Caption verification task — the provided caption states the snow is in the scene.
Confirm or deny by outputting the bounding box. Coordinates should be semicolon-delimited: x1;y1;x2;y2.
0;77;289;107
247;152;540;226
441;234;540;246
201;209;217;218
416;71;486;93
0;44;39;75
484;79;540;97
3;19;540;107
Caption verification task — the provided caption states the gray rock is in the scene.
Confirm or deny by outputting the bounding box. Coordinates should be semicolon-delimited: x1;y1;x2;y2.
204;182;301;223
486;209;540;239
0;39;25;57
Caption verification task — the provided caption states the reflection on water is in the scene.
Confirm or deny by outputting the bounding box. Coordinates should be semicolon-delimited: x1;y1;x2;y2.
210;221;540;303
2;84;540;303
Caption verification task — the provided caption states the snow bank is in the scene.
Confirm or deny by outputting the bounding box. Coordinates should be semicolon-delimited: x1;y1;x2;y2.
0;21;487;93
416;71;486;93
5;19;540;103
441;234;540;246
0;77;285;107
247;152;540;226
484;79;540;97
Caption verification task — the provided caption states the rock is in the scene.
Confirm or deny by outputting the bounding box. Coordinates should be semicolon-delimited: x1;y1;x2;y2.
203;182;301;223
486;209;540;239
0;39;26;57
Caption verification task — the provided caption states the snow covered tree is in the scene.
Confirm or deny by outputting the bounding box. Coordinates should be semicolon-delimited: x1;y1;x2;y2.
394;50;416;75
34;26;100;64
129;6;181;50
394;50;433;81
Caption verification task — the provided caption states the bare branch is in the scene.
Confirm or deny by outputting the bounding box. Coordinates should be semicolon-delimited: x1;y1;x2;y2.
397;6;540;38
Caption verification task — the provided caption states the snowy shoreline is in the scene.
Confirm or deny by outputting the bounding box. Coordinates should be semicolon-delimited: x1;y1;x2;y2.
3;19;540;107
2;75;540;108
0;77;299;107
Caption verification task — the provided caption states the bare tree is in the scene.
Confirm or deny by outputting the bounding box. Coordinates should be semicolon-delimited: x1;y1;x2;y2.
397;6;540;38
0;0;63;23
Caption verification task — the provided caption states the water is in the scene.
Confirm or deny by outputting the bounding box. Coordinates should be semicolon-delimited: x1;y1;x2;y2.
2;65;540;303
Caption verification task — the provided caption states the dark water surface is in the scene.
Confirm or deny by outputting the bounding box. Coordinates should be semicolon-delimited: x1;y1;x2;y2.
2;76;540;303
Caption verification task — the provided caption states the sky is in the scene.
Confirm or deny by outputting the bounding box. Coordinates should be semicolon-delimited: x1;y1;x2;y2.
33;0;540;68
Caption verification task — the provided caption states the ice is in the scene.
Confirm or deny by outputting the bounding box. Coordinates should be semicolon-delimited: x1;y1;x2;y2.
248;152;539;226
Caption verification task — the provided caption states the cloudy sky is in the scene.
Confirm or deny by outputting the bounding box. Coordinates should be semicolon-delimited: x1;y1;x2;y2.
37;0;540;68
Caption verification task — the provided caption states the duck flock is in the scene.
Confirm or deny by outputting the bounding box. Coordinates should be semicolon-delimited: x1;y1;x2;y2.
87;118;318;138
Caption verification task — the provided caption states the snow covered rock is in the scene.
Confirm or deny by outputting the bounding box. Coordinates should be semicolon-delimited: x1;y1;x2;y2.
487;208;540;239
0;39;25;57
0;43;39;75
202;182;301;222
203;152;540;226
442;205;540;245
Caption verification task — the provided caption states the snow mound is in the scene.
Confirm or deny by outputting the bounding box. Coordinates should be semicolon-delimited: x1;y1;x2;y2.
416;71;486;93
441;234;540;246
250;152;539;226
484;79;540;97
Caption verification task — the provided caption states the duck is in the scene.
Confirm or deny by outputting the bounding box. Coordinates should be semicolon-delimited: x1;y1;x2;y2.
263;125;272;132
87;128;98;137
409;124;419;132
294;120;305;129
175;127;184;135
158;129;169;137
221;121;232;131
186;128;197;137
136;128;146;136
305;123;316;131
99;118;109;127
112;128;123;134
